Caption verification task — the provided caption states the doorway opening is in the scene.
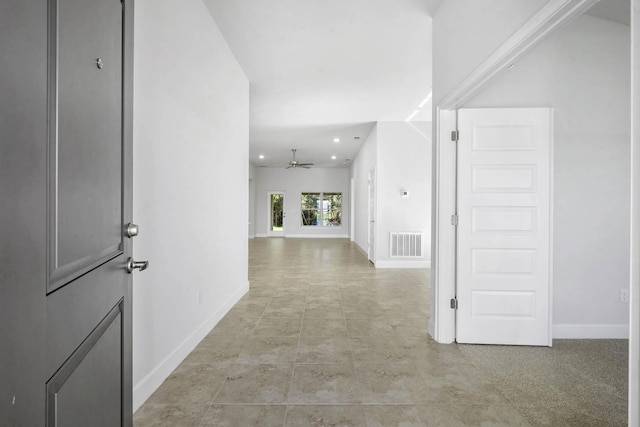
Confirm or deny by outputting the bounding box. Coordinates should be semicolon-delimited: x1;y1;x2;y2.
267;191;285;236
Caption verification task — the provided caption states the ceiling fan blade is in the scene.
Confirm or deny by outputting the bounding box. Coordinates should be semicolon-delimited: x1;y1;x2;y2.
286;149;313;169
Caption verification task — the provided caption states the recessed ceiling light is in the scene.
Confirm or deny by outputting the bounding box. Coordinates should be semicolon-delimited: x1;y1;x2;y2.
331;155;337;160
259;154;264;159
333;138;340;143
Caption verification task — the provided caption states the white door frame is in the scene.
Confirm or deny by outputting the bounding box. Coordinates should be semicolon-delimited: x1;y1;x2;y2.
368;168;376;263
430;0;598;343
266;191;286;237
630;0;640;423
350;177;355;241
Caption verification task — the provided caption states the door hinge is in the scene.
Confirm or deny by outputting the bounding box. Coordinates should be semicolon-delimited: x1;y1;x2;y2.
451;130;459;142
450;214;458;226
450;297;458;309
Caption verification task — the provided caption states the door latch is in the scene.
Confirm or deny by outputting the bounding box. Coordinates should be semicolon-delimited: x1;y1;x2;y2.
126;257;149;274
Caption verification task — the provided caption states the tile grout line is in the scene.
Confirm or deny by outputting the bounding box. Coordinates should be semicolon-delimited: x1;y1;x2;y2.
283;263;305;426
198;271;265;427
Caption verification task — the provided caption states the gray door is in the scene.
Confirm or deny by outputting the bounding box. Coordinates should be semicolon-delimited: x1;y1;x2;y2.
0;0;135;425
45;0;136;425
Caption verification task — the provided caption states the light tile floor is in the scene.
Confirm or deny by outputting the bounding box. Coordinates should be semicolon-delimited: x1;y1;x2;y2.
134;238;628;426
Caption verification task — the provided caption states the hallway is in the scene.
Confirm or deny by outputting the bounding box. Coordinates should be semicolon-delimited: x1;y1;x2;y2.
134;238;627;426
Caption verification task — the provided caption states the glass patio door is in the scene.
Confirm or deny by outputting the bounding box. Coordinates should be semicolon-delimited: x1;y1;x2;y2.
267;191;285;236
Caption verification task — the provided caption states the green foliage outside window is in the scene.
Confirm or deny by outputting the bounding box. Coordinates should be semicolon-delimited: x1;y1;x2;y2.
301;192;341;227
301;193;319;226
323;193;341;226
271;194;284;229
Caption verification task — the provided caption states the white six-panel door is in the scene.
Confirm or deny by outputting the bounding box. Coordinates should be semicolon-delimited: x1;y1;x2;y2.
456;108;553;346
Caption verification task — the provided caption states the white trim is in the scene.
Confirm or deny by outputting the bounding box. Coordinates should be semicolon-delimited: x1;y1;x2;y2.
256;233;267;238
354;242;368;258
285;234;349;239
350;177;355;242
432;0;598;345
431;108;457;344
375;260;430;269
630;1;640;424
248;234;256;239
368;168;377;263
548;111;555;347
553;324;630;339
260;235;347;239
132;281;249;412
438;0;599;110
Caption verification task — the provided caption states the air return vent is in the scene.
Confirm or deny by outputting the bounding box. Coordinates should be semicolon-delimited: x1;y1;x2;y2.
390;232;423;258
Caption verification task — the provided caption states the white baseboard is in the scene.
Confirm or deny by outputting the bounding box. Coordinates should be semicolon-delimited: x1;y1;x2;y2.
354;243;368;258
553;323;629;339
254;234;350;239
285;234;350;239
132;280;249;412
374;260;431;269
248;234;256;239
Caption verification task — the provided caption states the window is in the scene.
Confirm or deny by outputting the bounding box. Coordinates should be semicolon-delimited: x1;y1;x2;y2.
301;192;342;227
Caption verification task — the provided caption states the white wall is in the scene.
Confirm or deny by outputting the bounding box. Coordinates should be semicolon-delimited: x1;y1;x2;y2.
350;122;432;267
132;0;249;410
350;124;378;253
463;14;630;338
375;122;432;268
433;0;549;105
254;167;350;237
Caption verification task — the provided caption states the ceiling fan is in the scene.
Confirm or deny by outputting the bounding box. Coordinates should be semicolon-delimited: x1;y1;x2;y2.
286;149;314;169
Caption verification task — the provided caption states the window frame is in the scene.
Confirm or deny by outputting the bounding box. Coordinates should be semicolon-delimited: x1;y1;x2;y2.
300;191;342;228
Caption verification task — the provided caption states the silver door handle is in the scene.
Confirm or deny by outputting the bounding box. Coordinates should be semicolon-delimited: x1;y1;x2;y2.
126;257;149;274
125;223;139;238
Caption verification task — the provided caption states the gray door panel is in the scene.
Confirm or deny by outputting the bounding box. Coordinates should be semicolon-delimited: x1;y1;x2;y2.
50;0;124;292
48;307;122;427
45;259;127;379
